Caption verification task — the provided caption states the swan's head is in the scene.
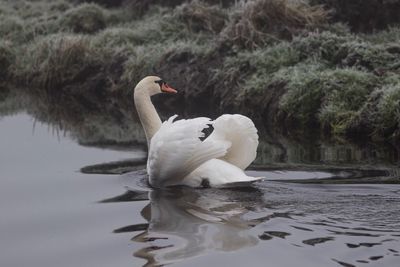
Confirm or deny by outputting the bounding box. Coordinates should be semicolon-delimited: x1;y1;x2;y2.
135;76;177;96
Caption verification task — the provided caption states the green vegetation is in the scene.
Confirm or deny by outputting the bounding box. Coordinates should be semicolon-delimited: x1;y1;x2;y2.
0;41;15;80
1;0;400;141
376;83;400;133
60;3;108;34
221;0;327;49
310;0;400;32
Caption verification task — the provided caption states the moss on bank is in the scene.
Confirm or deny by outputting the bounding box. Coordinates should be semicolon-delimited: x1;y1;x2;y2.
1;0;400;141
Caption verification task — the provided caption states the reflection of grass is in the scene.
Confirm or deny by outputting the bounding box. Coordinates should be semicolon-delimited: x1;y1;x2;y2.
1;0;400;141
0;87;29;117
279;176;400;184
27;91;147;146
0;86;147;146
254;135;400;167
80;158;146;174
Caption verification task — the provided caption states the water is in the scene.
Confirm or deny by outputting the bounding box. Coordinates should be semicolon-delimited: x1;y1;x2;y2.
1;93;400;266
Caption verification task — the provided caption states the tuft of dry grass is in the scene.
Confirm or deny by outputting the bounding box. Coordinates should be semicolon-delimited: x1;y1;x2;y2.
357;82;400;139
0;15;25;43
176;0;227;33
60;3;107;34
310;0;400;32
19;35;100;90
0;41;16;81
375;83;400;136
221;0;329;49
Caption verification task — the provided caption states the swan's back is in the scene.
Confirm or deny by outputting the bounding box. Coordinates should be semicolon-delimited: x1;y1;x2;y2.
147;115;230;187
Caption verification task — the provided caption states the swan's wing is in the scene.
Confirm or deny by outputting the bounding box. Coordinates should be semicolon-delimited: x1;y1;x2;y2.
206;114;258;170
147;115;231;187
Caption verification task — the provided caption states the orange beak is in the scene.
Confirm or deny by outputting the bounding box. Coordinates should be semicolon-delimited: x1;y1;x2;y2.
161;83;177;94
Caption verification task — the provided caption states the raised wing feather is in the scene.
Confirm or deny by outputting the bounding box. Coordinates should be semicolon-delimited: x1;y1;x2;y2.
206;114;258;170
147;115;230;187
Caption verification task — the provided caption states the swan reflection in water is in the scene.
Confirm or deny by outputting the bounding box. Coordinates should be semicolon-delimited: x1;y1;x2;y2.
123;186;265;266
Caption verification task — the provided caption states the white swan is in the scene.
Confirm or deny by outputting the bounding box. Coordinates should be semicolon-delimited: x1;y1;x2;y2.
134;76;262;188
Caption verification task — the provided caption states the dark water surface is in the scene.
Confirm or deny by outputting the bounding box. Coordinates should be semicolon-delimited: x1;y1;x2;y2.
1;110;400;267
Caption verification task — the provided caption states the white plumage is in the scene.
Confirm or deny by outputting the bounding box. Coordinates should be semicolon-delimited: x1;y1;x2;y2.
134;76;263;188
147;115;231;187
206;114;258;170
148;114;261;187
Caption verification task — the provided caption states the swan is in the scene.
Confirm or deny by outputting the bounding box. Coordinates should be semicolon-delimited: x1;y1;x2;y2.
134;76;262;188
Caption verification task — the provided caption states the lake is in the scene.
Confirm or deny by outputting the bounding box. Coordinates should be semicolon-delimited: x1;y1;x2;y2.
0;91;399;267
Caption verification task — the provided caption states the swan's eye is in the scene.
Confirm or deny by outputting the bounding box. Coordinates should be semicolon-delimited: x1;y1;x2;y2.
155;79;165;87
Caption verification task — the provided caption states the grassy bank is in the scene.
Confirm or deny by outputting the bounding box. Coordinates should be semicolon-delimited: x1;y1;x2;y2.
1;0;399;141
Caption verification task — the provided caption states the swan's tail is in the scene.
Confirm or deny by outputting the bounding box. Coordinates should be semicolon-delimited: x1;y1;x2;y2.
206;114;259;170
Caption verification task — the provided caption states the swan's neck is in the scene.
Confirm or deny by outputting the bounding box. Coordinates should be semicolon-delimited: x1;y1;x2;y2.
134;89;162;146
